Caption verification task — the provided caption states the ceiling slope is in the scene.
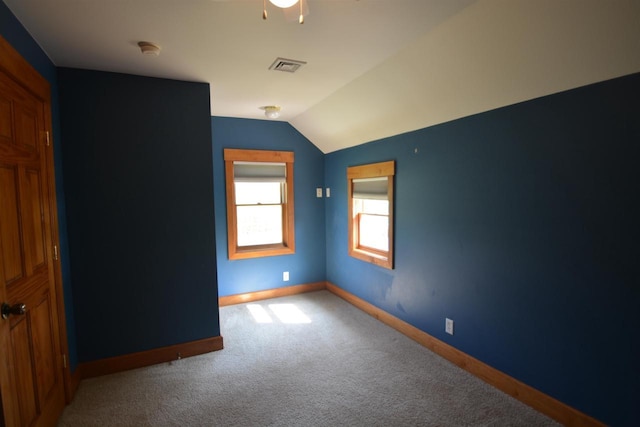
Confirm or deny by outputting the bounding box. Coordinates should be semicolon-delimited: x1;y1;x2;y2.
5;0;640;153
292;0;640;152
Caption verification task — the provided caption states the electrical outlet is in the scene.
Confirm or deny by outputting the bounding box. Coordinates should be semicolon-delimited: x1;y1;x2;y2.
316;188;322;198
283;271;289;281
445;318;454;335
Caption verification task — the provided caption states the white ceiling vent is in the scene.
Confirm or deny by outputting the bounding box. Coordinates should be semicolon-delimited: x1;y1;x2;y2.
269;57;307;73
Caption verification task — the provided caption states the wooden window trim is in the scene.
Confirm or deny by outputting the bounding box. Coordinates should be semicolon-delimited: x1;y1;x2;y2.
347;160;395;269
224;148;295;260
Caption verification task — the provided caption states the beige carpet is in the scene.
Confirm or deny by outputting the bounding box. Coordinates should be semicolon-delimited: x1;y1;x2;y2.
58;291;559;426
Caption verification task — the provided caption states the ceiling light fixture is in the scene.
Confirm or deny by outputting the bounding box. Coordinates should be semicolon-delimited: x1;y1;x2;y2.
269;0;298;7
263;0;305;24
138;41;161;56
261;106;281;119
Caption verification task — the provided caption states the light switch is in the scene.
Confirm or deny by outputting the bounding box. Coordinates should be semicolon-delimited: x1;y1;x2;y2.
326;188;331;197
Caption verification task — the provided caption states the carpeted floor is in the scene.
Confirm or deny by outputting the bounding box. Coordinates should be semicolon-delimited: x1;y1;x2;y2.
58;291;559;426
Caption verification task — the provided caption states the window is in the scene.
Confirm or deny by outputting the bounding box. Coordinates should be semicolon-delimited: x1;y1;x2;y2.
224;149;295;260
347;160;395;269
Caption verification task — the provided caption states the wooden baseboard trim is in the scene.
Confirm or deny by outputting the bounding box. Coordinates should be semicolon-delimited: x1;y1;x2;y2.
66;366;81;403
325;282;603;427
219;281;327;306
79;336;224;379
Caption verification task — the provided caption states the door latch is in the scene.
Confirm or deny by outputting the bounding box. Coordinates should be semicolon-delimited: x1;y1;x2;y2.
1;303;26;320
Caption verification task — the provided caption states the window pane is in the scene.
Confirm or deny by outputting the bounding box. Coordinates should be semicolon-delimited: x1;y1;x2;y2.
361;199;388;215
237;205;283;246
359;214;388;251
235;182;282;205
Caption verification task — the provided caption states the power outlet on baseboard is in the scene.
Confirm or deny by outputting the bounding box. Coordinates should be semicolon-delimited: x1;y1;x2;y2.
445;318;454;335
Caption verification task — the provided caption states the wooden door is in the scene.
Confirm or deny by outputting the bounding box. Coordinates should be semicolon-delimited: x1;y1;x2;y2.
0;50;65;426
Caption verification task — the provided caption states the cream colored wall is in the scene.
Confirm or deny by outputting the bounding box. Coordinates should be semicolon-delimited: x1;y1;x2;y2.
292;0;640;153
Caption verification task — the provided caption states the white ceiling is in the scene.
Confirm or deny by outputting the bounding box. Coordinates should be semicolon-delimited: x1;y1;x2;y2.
6;0;640;153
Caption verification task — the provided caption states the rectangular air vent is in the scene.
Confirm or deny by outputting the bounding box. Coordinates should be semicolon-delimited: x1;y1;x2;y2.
269;57;307;73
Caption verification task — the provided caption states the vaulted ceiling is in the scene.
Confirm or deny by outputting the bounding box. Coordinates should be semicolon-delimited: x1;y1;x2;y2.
6;0;640;153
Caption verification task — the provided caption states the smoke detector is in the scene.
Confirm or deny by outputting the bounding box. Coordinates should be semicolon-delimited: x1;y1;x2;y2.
138;41;161;56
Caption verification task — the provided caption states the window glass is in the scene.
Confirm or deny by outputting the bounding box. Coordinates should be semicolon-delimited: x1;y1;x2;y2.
237;205;283;246
235;181;283;205
356;199;389;252
235;181;285;246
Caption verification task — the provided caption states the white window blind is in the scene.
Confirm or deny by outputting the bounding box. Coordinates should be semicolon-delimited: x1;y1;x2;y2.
352;177;388;200
234;162;286;182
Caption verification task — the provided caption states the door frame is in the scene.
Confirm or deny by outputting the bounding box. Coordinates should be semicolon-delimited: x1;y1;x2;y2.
0;34;75;408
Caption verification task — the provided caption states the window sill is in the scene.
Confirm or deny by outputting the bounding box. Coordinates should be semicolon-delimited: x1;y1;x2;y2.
349;247;392;269
229;244;295;260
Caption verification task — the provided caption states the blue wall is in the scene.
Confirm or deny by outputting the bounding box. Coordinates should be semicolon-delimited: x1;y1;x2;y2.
58;69;219;362
325;73;640;426
4;2;639;423
0;1;77;370
212;117;326;297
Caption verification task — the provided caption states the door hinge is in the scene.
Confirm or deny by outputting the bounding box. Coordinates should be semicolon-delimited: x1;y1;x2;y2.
62;354;67;369
53;245;59;261
45;131;50;147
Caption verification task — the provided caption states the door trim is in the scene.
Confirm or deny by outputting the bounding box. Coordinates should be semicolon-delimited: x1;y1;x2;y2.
0;35;74;405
